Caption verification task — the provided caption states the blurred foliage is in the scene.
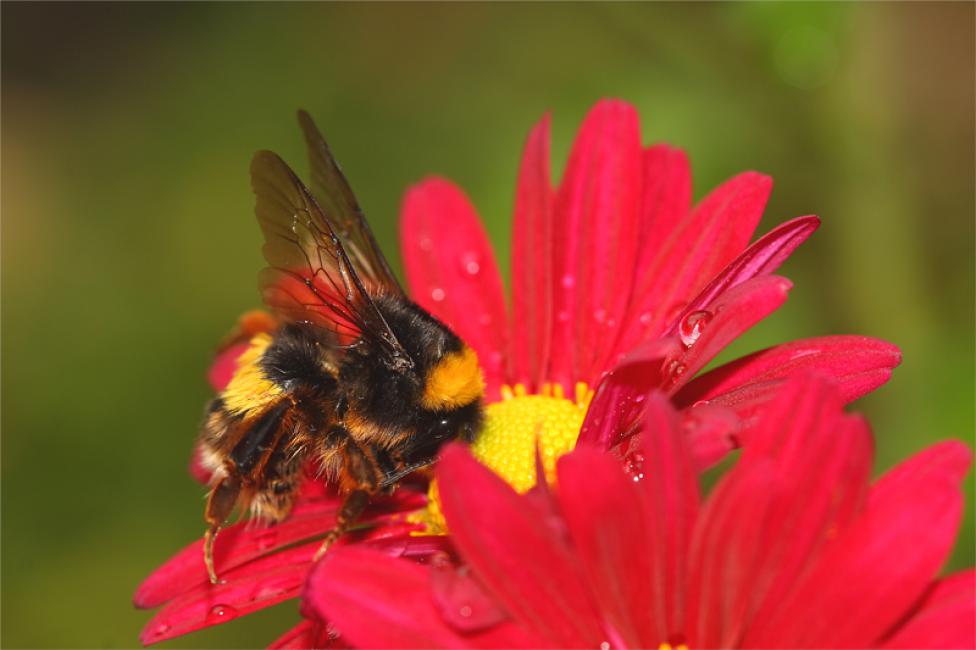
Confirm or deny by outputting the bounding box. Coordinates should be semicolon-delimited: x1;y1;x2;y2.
2;3;973;648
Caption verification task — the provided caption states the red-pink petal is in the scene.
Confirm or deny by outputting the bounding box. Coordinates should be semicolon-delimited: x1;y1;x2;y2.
140;542;317;644
882;570;976;649
638;394;701;643
549;99;642;390
309;546;465;648
400;178;507;394
575;336;681;450
744;442;971;648
308;546;540;649
134;492;424;609
621;171;772;348
686;375;873;648
556;447;654;648
680;403;741;471
208;342;249;392
664;275;792;395
437;444;605;647
870;440;973;506
663;215;820;338
673;336;902;421
737;381;873;643
684;458;777;648
141;531;443;645
510;113;554;391
268;620;337;649
634;145;692;272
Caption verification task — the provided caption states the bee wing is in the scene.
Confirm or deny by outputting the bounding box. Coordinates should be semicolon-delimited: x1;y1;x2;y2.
251;151;414;370
297;110;404;295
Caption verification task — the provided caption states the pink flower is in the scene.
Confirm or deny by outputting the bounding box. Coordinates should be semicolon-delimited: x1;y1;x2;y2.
308;374;975;649
135;99;903;646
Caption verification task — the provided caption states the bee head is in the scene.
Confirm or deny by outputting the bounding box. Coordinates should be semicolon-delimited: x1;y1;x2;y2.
420;345;485;412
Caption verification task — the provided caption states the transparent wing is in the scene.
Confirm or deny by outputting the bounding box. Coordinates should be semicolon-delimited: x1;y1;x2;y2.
251;150;413;370
297;110;403;294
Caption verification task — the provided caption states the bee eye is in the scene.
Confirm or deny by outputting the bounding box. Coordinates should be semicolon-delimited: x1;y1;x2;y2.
430;415;455;439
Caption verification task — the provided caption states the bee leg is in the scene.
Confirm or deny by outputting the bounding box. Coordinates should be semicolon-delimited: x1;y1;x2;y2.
203;474;241;584
313;489;369;561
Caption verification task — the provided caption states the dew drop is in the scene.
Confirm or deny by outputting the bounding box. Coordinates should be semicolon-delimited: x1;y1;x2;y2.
419;237;434;252
431;287;446;302
556;310;570;323
639;312;653;326
478;313;492;326
154;623;171;636
624;452;646;482
561;274;575;289
663;358;687;384
593;308;607;324
600;642;611;650
207;604;239;622
679;309;713;348
459;604;473;618
257;585;286;600
459;252;481;276
430;551;452;568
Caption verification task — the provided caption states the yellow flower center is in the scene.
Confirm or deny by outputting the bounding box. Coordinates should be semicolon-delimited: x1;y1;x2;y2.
413;382;593;534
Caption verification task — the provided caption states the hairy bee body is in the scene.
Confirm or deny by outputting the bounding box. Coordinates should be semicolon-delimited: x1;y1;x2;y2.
196;110;485;583
199;296;483;525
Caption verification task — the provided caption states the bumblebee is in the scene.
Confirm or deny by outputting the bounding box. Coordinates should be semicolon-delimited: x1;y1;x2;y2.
197;111;485;583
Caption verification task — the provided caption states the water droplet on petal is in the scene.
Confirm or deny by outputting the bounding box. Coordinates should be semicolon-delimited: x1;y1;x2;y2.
561;274;575;289
556;310;570;323
624;452;646;482
458;251;482;276
430;551;452;568
207;604;239;623
431;288;446;302
154;624;171;636
257;585;286;600
663;358;687;384
478;313;492;326
419;237;434;252
679;310;713;348
594;309;607;324
459;605;473;618
600;641;611;650
639;312;653;326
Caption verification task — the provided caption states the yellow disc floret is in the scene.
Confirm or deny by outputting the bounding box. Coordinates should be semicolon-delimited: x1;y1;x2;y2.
414;382;593;534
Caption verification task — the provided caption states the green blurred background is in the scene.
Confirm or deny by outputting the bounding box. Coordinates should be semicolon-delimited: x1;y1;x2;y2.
3;3;973;647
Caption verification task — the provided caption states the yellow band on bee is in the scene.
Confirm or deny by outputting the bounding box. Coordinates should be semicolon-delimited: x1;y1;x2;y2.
421;345;484;411
222;333;283;416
